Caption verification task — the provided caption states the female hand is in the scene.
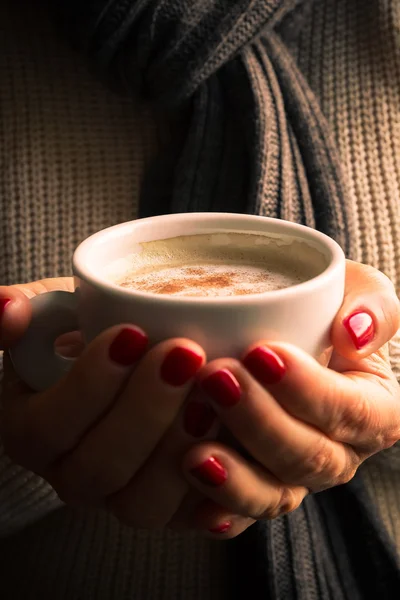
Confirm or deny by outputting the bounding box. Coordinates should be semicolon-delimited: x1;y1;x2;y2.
2;262;400;539
0;278;209;522
178;260;400;538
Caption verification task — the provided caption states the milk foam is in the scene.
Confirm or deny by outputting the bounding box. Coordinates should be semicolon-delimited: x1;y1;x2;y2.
104;232;324;298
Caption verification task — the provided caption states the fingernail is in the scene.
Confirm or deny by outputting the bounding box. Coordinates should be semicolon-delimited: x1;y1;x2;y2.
183;401;216;438
201;369;241;408
0;298;11;323
109;327;148;366
190;456;227;487
243;346;286;385
209;521;232;534
160;346;203;386
343;312;375;349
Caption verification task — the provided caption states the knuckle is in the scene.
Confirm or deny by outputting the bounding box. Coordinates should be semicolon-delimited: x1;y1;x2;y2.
300;437;341;486
340;465;357;487
383;380;400;449
386;430;400;448
381;390;400;450
277;487;303;516
380;421;400;451
249;501;279;521
329;393;374;442
333;451;357;487
254;487;302;521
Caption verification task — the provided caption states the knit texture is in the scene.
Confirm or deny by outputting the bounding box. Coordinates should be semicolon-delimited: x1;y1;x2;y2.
0;0;400;598
55;0;355;258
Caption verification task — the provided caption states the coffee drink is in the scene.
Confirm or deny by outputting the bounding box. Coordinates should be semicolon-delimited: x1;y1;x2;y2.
104;232;323;298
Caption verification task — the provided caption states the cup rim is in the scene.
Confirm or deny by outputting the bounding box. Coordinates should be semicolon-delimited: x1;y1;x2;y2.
72;213;345;305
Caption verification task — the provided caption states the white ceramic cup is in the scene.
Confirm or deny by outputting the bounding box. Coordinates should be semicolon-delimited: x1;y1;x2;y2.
10;213;346;391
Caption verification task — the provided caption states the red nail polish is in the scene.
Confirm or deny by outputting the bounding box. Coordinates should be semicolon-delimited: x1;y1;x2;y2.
183;401;216;438
160;346;203;386
209;521;232;534
0;298;11;320
343;312;375;349
243;346;286;385
190;456;227;487
201;369;241;408
109;327;148;366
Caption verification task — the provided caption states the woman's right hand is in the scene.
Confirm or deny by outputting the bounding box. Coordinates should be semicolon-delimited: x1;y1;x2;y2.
0;279;209;525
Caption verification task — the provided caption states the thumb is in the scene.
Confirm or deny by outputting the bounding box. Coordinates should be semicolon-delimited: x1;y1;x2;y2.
330;260;400;360
0;277;73;349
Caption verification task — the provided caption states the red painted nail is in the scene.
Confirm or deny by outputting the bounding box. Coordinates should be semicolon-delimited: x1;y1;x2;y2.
209;521;232;534
0;298;11;320
109;327;148;366
183;401;216;438
160;346;203;386
243;346;286;385
343;312;375;349
190;456;227;487
201;369;241;408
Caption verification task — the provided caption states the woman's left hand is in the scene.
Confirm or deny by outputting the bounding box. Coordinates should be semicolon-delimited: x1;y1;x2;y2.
180;259;400;538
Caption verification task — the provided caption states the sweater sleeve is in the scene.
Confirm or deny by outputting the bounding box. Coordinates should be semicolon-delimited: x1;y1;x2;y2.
0;354;63;538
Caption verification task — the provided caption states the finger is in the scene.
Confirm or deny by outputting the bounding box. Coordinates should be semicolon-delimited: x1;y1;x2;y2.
54;331;85;358
165;491;251;538
239;341;400;455
331;260;400;358
10;277;74;297
193;499;253;539
198;356;357;491
2;324;149;471
0;287;32;349
108;386;218;528
183;442;308;521
50;339;205;504
0;278;73;349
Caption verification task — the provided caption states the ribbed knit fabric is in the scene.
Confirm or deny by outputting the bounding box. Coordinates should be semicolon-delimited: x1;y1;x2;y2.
288;0;400;376
0;0;400;598
56;0;354;258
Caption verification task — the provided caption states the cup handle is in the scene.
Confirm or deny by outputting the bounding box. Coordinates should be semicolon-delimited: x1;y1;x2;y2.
9;291;79;392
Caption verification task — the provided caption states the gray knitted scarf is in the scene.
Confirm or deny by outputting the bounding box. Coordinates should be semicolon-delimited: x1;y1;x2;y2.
55;1;400;597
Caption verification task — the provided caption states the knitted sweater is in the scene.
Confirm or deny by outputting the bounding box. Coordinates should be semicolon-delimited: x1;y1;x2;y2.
0;0;400;598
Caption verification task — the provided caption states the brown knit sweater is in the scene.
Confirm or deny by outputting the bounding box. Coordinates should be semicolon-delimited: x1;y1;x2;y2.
0;0;400;598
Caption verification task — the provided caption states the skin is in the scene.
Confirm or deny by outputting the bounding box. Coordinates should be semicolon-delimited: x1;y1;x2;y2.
0;259;400;538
